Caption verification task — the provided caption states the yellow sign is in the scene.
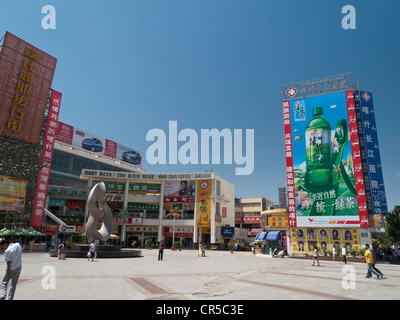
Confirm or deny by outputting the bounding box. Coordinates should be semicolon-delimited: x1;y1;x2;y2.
291;227;360;253
196;180;211;226
0;175;27;211
268;214;288;228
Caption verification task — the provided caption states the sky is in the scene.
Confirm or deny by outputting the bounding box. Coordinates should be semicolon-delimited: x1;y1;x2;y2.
1;0;399;210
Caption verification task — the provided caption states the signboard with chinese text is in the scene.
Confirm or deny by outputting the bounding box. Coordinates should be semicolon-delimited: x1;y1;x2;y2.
0;32;57;143
282;73;352;101
283;90;368;228
354;91;388;215
196;180;212;227
31;90;62;229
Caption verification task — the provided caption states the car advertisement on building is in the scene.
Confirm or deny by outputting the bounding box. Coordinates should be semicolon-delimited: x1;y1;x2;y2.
284;90;368;228
291;227;360;254
55;121;143;166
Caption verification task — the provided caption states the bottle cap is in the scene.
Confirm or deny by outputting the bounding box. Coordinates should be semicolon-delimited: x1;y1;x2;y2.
313;107;323;116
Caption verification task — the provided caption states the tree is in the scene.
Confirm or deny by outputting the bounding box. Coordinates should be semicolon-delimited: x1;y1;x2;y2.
385;205;400;245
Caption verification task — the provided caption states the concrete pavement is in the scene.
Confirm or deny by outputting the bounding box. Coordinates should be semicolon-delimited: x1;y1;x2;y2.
1;249;399;300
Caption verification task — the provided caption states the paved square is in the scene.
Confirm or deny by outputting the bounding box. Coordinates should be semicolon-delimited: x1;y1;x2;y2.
1;249;399;300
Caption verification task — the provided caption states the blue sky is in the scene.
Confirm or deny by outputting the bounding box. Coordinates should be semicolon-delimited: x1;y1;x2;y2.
1;0;399;210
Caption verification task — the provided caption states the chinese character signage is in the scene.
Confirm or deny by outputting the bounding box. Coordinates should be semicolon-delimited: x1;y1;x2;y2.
282;73;352;101
30;90;62;230
196;180;212;227
0;175;26;211
0;32;57;143
354;91;388;215
283;90;368;228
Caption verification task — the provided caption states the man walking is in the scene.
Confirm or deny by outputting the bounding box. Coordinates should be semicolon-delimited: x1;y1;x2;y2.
0;239;22;300
342;245;347;264
158;240;165;261
359;244;380;279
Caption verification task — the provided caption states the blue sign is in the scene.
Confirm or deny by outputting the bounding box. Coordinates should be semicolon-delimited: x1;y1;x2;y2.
221;227;235;236
354;91;388;214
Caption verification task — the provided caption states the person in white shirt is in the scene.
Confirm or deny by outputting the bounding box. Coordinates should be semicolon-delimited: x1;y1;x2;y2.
342;245;347;264
0;239;22;300
332;246;336;261
88;240;96;262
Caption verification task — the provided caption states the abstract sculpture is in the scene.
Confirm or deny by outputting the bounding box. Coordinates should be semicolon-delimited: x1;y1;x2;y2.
85;182;113;243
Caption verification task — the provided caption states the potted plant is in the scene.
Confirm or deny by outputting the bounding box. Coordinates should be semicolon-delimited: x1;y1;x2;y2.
350;248;358;257
227;241;235;253
147;239;153;250
174;241;182;251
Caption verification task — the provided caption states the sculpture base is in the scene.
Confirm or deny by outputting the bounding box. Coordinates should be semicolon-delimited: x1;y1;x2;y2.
50;244;142;259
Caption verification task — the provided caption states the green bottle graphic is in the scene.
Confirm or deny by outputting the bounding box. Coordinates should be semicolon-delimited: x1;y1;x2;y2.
305;107;332;192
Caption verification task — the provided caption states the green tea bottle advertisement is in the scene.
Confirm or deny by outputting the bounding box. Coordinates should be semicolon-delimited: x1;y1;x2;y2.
290;91;359;227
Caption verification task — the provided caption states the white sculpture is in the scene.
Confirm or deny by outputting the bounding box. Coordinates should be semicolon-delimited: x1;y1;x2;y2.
85;182;113;243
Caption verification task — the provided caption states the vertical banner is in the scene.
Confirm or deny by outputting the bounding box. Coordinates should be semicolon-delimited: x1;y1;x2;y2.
196;180;212;227
30;90;62;230
283;101;296;227
346;91;368;227
355;91;388;215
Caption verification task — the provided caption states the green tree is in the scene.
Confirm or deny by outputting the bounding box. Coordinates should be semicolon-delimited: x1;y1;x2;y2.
385;205;400;245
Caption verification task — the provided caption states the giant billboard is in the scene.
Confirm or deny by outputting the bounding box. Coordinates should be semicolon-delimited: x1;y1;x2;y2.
0;31;57;143
283;90;368;228
55;121;143;167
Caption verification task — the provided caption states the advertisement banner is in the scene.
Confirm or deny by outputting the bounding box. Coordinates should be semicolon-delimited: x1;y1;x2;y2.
31;90;62;230
291;227;360;254
284;91;367;228
0;32;57;143
196;180;212;227
354;91;388;215
164;180;196;197
94;181;161;193
0;175;27;211
55;121;143;166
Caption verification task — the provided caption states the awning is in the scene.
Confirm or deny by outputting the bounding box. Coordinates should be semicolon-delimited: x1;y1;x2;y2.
255;231;268;240
266;231;281;241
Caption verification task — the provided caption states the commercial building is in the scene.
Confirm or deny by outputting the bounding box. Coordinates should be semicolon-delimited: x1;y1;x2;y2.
235;197;274;238
79;169;235;248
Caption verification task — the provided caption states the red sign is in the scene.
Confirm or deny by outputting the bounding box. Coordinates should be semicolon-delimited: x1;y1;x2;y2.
283;100;297;227
346;91;368;227
164;196;195;203
243;216;261;224
30;90;62;230
0;32;57;143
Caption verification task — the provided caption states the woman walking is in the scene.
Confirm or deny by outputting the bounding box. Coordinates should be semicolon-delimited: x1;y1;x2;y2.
312;246;320;266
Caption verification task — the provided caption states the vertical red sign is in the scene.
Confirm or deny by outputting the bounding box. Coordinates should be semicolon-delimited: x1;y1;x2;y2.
283;101;296;227
30;90;62;230
346;91;368;228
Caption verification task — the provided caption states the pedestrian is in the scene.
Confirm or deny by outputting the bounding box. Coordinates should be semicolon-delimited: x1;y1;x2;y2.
158;240;165;261
359;244;380;279
369;246;383;278
57;242;65;260
332;246;336;261
312;246;320;266
88;240;96;262
0;239;22;300
342;245;347;264
201;243;206;257
198;242;202;257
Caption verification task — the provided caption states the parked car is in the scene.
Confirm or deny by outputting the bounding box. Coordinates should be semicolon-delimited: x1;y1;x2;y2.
122;150;142;165
82;138;103;152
